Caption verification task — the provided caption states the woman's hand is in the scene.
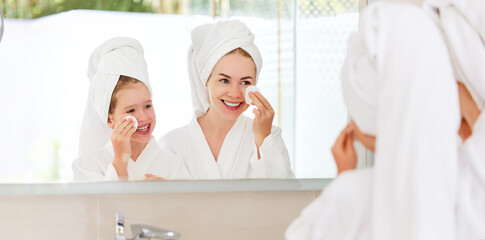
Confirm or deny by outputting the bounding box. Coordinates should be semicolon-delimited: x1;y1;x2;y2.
111;117;136;177
457;82;480;131
144;174;166;181
331;124;357;175
249;91;275;148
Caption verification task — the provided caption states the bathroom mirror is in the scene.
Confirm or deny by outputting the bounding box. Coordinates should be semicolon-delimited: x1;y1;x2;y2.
0;0;363;188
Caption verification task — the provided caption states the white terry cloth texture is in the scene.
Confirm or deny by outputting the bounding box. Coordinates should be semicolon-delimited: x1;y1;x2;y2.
78;37;151;155
425;0;485;239
187;19;262;117
426;0;485;110
286;2;460;240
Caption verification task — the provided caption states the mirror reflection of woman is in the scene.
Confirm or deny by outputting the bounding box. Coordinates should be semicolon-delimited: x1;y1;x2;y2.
73;37;190;181
159;20;294;179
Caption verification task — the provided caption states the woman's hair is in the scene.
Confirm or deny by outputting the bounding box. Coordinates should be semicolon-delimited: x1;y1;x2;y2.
225;48;257;73
226;48;251;58
108;75;142;114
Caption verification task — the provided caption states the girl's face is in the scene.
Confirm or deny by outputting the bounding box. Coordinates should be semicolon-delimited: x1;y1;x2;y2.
206;53;256;121
107;82;155;144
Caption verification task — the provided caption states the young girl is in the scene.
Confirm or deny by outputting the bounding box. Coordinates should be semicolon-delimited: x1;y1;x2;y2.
159;20;294;179
73;37;190;181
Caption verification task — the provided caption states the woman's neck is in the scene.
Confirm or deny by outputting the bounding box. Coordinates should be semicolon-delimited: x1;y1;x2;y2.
130;139;149;161
198;109;237;135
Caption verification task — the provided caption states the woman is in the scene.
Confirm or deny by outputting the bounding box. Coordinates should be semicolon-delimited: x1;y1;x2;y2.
159;20;294;179
286;2;460;240
73;37;190;181
426;0;485;238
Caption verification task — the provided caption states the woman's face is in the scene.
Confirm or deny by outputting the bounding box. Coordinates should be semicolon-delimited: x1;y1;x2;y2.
206;53;256;121
108;82;155;144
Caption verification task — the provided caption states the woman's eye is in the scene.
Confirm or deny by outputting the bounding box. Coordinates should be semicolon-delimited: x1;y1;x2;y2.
220;79;229;84
242;81;251;86
127;109;135;113
145;104;152;109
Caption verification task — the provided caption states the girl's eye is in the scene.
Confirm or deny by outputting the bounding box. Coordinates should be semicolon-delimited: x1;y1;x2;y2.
127;109;135;113
220;79;229;84
242;81;251;86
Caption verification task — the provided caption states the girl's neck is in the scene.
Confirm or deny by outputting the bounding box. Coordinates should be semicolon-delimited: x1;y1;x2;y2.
198;109;238;135
130;139;149;161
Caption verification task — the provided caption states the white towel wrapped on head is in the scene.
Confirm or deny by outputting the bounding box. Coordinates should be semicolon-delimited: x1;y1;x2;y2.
187;19;262;117
78;37;151;155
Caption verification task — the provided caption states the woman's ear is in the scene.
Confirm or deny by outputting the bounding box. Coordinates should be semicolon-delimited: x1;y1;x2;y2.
107;114;115;129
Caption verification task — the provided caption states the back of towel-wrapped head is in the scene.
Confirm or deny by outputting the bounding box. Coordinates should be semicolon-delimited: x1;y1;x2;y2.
78;37;151;155
341;2;459;240
188;19;263;117
426;0;485;110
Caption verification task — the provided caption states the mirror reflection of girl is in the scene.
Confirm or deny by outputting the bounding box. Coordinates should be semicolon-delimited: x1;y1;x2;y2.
159;20;294;179
286;2;460;240
73;37;190;181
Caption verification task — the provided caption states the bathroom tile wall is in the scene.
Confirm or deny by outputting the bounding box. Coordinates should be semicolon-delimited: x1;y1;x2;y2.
0;190;319;240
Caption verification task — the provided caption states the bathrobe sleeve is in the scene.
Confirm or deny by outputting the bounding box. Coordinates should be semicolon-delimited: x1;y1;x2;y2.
72;150;121;181
249;125;295;178
460;112;485;186
456;112;485;239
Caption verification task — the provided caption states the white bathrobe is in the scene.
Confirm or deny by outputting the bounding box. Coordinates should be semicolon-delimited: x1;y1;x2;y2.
159;115;294;179
426;0;485;239
456;113;485;239
73;137;190;181
286;2;460;240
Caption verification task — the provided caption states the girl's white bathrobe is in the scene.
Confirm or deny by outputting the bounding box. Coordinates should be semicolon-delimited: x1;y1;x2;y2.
73;137;190;181
159;115;294;179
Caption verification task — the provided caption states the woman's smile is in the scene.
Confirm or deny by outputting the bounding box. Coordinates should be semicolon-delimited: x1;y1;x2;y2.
222;99;244;110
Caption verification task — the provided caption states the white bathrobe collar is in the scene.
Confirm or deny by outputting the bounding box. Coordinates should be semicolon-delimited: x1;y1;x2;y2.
104;136;158;180
188;115;251;179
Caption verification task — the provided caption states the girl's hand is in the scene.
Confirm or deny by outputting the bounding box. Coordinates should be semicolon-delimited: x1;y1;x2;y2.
331;124;357;175
144;174;166;181
111;117;136;176
249;91;275;148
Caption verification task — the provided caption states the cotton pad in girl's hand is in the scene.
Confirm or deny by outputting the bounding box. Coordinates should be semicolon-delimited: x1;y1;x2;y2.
123;115;138;130
245;86;261;105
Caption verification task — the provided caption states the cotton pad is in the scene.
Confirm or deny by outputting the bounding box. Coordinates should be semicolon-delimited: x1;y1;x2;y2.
123;115;138;130
245;86;261;105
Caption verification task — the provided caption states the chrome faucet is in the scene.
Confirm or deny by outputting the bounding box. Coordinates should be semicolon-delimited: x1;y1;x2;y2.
116;212;180;240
